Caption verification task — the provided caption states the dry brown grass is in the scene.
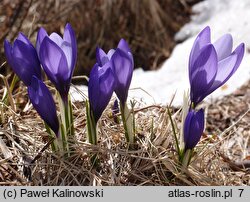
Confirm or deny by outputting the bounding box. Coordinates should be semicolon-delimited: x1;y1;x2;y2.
0;0;197;80
0;80;249;186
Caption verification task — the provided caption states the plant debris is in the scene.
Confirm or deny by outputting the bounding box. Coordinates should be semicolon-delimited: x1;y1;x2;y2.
0;80;249;185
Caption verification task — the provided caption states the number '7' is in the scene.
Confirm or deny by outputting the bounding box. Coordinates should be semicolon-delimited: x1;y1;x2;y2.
238;189;244;197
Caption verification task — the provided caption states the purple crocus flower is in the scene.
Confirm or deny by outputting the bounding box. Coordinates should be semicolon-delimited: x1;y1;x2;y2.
88;61;115;123
89;39;133;122
184;108;204;150
4;33;41;86
112;39;134;105
28;76;59;136
189;26;244;106
95;39;134;106
37;23;77;101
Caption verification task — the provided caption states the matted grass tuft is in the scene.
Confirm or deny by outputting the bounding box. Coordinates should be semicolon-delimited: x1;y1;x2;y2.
0;81;249;186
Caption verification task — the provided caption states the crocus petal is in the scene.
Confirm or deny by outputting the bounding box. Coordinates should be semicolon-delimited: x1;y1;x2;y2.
63;23;77;76
206;54;237;94
39;37;70;97
216;54;237;81
60;41;72;68
88;63;114;122
13;40;41;78
107;49;115;60
49;33;64;46
96;47;109;66
88;64;100;112
230;43;245;74
207;43;245;95
190;44;218;105
99;66;115;96
4;40;15;70
4;40;31;85
184;109;204;150
49;33;72;68
112;48;133;105
11;57;39;86
213;34;233;61
40;37;68;76
4;37;41;86
36;27;48;57
28;76;59;135
117;38;131;53
189;26;211;80
38;24;77;100
17;33;32;45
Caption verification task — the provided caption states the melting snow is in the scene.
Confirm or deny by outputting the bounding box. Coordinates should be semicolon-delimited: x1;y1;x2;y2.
71;0;250;106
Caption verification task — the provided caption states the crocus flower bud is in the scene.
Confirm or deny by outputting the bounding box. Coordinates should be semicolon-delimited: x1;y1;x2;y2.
184;108;204;150
112;99;119;114
28;76;59;136
37;23;77;101
189;26;244;106
88;62;115;123
96;47;114;66
112;99;120;124
4;33;41;86
112;39;134;106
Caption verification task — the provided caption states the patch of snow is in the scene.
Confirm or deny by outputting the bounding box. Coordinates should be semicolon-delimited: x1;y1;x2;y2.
71;0;250;106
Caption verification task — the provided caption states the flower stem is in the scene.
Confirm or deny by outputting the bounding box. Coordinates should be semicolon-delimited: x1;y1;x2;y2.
181;149;193;168
58;94;75;156
44;122;57;152
68;96;75;136
86;101;97;145
120;102;134;147
86;101;99;167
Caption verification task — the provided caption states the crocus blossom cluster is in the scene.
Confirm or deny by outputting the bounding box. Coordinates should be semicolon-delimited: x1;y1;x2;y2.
87;39;134;145
4;23;77;149
4;33;59;135
183;26;244;157
4;23;246;166
88;39;134;123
